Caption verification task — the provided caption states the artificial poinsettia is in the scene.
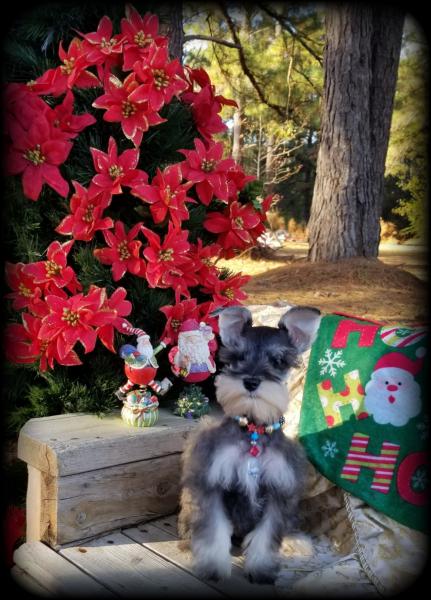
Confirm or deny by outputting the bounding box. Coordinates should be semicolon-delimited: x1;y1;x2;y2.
24;240;82;293
3;83;49;133
188;238;221;285
90;286;132;352
120;5;167;71
38;287;116;360
55;181;113;241
90;136;148;196
4;312;82;370
142;222;197;296
131;44;188;111
201;271;251;309
182;67;238;143
5;115;72;200
159;295;200;345
5;262;45;315
47;90;96;139
179;138;235;205
93;220;146;281
32;38;99;97
93;72;165;147
79;16;125;83
203;200;266;258
131;164;194;226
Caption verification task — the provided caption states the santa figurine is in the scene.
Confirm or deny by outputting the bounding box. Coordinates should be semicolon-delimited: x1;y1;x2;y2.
169;319;217;382
364;347;425;427
116;323;172;401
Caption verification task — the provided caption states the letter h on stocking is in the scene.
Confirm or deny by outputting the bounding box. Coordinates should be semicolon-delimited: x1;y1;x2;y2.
341;433;400;494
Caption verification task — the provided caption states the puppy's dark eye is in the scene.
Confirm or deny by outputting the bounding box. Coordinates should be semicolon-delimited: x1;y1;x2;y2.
270;355;287;369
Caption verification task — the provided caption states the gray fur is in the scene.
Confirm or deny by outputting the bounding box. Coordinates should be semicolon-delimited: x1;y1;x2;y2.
178;305;319;583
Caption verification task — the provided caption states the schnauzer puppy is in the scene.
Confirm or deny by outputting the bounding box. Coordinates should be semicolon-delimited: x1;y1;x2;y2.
178;304;321;584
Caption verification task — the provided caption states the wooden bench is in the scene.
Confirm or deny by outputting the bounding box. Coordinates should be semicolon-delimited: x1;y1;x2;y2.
13;408;277;597
17;408;198;547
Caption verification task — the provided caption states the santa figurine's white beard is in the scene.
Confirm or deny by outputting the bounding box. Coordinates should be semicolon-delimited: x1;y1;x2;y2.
178;334;212;368
364;370;421;427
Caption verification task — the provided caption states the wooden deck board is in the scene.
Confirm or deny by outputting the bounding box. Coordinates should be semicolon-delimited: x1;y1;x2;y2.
13;515;280;598
60;530;223;598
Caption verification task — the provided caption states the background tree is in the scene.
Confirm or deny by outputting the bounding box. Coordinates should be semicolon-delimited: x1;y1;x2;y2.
307;4;404;261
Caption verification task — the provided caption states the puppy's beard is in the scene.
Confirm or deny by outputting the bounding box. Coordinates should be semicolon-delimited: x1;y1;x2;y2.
215;374;289;424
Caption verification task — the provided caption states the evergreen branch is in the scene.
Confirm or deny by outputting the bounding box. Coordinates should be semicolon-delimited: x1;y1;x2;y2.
218;1;286;119
184;34;240;49
258;2;323;66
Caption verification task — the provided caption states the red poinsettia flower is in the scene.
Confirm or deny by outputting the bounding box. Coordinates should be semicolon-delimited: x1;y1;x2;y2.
142;222;197;296
131;164;194;226
179;138;235;205
89;286;132;352
5;262;46;315
93;72;165;147
182;68;238;143
188;238;221;284
4;312;82;370
3;83;49;133
203;200;265;258
93;220;146;281
131;44;188;111
79;16;125;83
32;38;99;97
24;240;82;294
120;5;167;71
226;164;256;199
38;287;116;361
47;90;96;139
56;181;113;241
5;115;72;201
159;294;199;344
90;136;148;196
201;272;250;308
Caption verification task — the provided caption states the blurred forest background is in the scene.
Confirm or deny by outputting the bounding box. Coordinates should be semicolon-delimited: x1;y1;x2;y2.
182;2;427;243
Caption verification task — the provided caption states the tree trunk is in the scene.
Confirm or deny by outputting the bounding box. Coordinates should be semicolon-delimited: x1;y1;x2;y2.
265;133;275;193
232;99;242;164
158;2;184;61
307;5;404;262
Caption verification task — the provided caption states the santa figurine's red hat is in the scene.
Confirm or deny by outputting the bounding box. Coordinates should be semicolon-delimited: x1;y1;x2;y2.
373;347;426;377
179;318;200;332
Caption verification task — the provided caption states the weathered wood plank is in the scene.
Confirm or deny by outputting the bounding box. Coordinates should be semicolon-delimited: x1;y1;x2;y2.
13;541;114;597
60;531;223;597
11;565;52;597
18;409;197;476
124;519;277;598
45;453;184;546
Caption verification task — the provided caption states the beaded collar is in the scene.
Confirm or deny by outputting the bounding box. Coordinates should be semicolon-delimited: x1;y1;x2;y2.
234;415;286;457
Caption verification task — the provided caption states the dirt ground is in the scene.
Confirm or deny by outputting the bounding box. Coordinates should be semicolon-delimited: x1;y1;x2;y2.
218;241;429;325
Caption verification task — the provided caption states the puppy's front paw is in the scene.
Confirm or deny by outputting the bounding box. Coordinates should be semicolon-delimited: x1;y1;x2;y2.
194;560;231;582
245;561;280;585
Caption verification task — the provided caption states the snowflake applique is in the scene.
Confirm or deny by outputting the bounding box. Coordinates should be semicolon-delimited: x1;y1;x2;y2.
412;468;428;491
417;416;429;441
321;440;339;458
318;349;346;377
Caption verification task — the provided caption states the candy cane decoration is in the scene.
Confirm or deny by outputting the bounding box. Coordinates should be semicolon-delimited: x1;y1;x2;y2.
122;323;147;337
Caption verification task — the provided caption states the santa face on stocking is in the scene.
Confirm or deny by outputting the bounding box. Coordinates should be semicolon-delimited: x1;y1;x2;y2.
364;351;424;427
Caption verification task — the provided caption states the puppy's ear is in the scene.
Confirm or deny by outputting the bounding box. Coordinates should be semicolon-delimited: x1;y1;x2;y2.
217;306;252;348
278;306;321;353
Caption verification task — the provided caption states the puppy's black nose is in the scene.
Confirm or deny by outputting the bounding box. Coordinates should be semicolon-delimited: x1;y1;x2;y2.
243;377;261;392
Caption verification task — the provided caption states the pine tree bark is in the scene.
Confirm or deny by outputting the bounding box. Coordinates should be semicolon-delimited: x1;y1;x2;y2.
158;2;184;61
307;5;404;262
232;99;242;164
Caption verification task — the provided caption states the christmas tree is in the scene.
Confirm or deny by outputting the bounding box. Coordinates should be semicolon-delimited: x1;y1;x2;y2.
2;3;271;433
